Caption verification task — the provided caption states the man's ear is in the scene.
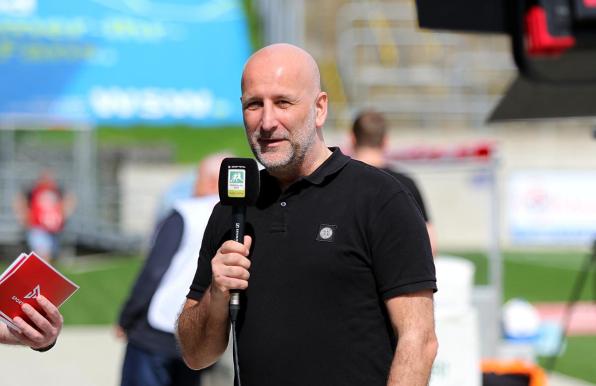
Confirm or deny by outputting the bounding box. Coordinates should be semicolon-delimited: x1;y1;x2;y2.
315;92;328;129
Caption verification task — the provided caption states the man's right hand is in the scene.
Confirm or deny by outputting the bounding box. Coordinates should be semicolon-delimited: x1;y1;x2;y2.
177;235;252;370
210;235;252;298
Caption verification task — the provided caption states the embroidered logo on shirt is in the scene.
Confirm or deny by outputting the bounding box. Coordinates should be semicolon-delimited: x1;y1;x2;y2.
317;224;337;242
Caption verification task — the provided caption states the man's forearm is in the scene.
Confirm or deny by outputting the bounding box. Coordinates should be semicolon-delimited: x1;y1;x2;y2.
386;335;438;386
177;288;231;370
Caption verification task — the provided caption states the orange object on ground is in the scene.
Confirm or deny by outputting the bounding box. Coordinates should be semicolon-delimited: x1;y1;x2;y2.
482;359;548;386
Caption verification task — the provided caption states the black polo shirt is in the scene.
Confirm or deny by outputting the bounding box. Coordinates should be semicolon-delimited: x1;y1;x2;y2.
188;147;436;386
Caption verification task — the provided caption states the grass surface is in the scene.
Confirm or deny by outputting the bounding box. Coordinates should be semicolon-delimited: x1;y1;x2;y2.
445;249;592;302
54;256;143;325
14;125;254;164
540;335;596;383
97;125;253;163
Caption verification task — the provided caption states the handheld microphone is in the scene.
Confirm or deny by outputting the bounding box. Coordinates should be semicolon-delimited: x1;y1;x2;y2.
218;157;260;320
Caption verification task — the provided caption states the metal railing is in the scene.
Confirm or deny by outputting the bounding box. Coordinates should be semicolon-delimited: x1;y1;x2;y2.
335;1;516;129
0;116;142;256
252;0;305;46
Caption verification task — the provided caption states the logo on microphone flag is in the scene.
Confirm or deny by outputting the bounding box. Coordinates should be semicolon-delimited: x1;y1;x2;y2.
228;169;246;198
24;284;41;299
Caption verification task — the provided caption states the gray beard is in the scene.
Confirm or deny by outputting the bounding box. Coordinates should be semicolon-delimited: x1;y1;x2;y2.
252;131;316;177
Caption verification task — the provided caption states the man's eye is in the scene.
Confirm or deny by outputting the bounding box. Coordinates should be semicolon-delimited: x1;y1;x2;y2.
244;102;261;110
277;100;291;108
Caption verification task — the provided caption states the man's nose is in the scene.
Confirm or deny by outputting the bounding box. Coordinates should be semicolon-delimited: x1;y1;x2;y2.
261;102;277;131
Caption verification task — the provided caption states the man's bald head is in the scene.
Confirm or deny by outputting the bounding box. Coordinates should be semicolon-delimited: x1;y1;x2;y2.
241;43;321;97
240;43;330;182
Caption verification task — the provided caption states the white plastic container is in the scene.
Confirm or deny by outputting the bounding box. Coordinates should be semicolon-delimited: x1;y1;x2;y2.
433;256;475;315
430;256;481;386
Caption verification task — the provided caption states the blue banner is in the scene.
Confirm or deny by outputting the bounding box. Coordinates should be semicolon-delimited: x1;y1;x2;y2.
0;0;252;125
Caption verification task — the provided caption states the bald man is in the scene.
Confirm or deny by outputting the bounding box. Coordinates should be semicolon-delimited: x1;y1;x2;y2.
177;44;437;386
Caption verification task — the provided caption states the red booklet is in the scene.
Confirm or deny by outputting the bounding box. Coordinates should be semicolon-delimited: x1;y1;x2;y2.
0;252;79;331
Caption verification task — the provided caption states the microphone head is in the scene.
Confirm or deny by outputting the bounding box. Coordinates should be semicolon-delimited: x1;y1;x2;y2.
218;157;260;206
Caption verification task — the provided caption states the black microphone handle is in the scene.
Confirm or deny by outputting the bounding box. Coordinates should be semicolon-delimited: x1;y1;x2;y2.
232;205;246;243
230;206;246;317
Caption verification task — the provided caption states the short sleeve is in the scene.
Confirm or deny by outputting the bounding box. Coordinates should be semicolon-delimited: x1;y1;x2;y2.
368;191;436;300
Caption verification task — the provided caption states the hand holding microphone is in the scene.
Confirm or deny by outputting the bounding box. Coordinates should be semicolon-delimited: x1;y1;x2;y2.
217;158;260;321
210;236;252;297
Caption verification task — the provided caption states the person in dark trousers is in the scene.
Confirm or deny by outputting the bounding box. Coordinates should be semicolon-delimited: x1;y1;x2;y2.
177;44;438;386
351;109;437;256
116;153;229;386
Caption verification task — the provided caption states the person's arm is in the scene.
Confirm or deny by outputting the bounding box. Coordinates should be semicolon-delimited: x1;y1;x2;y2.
118;211;184;332
385;290;438;386
0;295;63;351
177;235;252;370
426;222;437;257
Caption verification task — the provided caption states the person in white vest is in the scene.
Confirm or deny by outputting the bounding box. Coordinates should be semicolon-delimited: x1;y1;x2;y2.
116;152;230;386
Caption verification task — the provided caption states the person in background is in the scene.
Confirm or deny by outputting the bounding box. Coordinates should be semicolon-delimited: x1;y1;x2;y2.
351;110;437;256
177;43;437;386
116;153;230;386
0;295;63;352
13;170;76;261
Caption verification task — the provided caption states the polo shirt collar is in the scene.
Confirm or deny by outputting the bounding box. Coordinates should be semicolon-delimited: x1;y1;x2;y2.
259;147;350;198
302;147;350;186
